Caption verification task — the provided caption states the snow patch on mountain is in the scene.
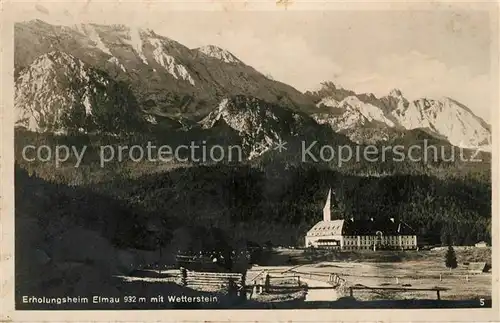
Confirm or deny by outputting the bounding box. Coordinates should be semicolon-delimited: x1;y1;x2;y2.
124;28;148;65
13;51;147;134
83;95;92;115
76;24;112;55
313;109;366;131
200;97;307;158
107;57;126;72
15;52;108;131
196;45;241;64
313;85;491;149
391;96;491;149
149;38;195;85
342;96;395;127
316;97;340;108
314;95;395;132
201;98;250;132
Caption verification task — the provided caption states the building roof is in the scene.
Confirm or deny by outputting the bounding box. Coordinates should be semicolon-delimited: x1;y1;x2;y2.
306;220;344;237
307;188;416;237
306;218;416;237
344;218;416;235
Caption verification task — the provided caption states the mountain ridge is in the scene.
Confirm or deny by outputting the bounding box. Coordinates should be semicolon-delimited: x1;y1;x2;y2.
14;20;491;152
15;50;144;134
15;19;314;119
308;82;491;150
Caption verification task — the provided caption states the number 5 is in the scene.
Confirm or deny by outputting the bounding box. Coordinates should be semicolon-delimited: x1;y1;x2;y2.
480;298;485;306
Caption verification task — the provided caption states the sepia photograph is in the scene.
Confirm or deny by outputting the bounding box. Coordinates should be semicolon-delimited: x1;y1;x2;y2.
1;0;498;321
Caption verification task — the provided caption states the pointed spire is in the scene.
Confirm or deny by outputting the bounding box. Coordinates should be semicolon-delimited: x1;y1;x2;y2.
323;188;334;222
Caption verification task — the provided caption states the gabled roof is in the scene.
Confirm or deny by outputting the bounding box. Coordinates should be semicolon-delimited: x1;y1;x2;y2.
306;218;416;237
342;218;416;235
306;220;344;237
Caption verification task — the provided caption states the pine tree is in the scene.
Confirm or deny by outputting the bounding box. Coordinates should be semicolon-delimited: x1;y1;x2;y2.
445;244;458;269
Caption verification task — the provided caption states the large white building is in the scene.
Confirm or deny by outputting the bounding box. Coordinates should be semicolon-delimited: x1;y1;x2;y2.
305;189;417;250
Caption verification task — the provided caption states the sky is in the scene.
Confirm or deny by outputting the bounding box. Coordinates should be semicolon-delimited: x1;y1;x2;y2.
11;1;497;122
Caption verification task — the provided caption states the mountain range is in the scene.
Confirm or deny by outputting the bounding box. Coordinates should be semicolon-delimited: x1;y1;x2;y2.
13;20;492;277
308;83;491;149
14;19;492;157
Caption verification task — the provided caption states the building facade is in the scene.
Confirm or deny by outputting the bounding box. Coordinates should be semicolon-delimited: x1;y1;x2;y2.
474;241;488;248
305;189;417;250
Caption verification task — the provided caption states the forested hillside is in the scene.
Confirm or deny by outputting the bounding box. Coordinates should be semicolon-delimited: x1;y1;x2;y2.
13;19;492;255
16;152;491;248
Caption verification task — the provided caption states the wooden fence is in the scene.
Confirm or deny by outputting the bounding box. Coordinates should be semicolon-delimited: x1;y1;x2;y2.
327;273;345;286
179;267;246;297
248;273;303;298
176;255;217;269
348;285;450;300
291;270;344;286
255;274;302;287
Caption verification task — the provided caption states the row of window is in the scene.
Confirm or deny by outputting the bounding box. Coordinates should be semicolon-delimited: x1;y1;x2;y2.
343;236;415;241
309;235;416;240
317;242;340;246
340;246;418;250
344;242;416;246
312;226;341;231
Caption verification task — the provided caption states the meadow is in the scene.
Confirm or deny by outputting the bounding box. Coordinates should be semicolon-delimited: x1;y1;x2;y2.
251;247;492;302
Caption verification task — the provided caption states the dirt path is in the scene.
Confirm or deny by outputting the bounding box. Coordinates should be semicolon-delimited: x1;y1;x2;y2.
300;277;339;302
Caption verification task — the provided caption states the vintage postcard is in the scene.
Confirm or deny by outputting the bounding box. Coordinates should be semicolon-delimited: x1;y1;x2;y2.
1;0;499;322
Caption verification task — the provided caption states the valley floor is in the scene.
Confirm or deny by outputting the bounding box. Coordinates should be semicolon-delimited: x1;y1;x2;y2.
252;247;492;302
16;246;492;310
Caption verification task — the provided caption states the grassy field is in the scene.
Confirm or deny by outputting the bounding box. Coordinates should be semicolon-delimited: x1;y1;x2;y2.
274;246;492;264
254;247;492;302
118;248;491;306
296;260;491;301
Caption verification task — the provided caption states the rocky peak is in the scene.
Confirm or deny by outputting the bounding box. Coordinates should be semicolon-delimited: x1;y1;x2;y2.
15;51;142;133
312;80;491;149
36;51;79;66
388;88;404;98
200;96;313;158
320;81;338;91
196;45;241;64
16;51;96;93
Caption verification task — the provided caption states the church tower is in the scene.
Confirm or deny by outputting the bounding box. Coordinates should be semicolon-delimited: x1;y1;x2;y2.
323;188;333;222
323;188;341;222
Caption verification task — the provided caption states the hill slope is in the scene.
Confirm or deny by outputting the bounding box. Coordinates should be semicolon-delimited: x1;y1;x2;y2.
15;19;314;121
